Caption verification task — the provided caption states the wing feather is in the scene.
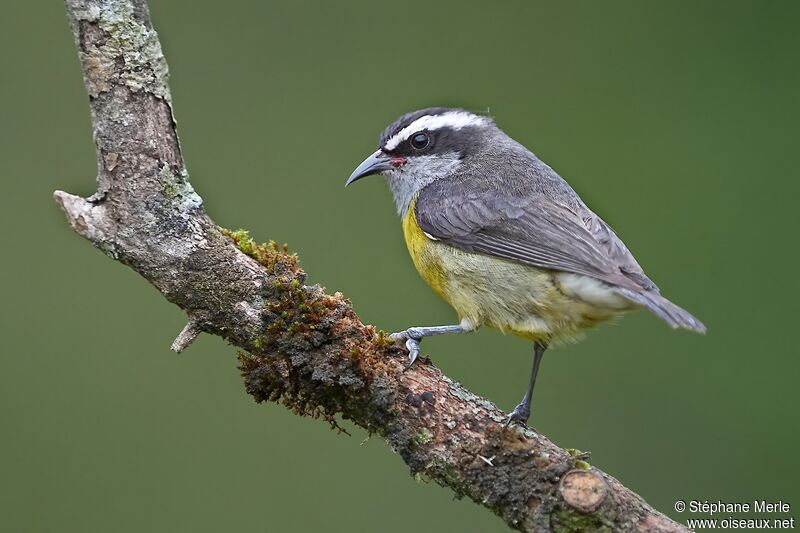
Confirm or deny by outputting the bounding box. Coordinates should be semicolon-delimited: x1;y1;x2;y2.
415;178;651;292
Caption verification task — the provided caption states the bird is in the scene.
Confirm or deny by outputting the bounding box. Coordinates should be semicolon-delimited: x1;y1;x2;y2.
345;107;705;426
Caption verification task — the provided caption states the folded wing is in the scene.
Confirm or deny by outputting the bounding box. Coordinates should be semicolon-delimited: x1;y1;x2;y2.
415;176;705;332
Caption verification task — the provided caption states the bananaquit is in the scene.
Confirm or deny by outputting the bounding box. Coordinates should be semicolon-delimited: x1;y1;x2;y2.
346;108;705;426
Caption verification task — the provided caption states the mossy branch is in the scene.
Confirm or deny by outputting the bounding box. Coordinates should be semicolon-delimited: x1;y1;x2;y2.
55;1;688;531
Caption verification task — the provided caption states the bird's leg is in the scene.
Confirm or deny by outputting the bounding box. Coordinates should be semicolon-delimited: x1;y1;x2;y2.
390;320;474;367
505;342;547;427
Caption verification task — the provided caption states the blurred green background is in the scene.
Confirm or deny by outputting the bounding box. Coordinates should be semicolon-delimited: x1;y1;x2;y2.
1;1;798;531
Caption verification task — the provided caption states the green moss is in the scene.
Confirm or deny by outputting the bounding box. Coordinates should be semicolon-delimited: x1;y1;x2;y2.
221;228;342;355
220;227;307;350
220;227;299;274
566;448;592;469
372;330;394;349
225;229;367;437
414;429;433;446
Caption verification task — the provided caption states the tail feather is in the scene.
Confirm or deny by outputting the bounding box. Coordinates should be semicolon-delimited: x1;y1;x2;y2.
616;288;706;333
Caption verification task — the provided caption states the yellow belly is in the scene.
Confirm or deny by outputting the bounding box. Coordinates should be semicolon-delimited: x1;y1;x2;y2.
402;201;449;299
401;199;631;344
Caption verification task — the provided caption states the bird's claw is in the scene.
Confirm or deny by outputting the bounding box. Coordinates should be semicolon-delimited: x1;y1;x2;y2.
504;402;531;428
390;328;423;368
403;338;420;368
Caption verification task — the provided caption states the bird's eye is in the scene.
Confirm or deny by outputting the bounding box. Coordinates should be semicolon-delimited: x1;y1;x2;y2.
410;132;430;150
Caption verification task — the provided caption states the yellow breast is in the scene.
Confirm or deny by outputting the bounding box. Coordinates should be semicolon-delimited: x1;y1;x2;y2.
402;198;448;298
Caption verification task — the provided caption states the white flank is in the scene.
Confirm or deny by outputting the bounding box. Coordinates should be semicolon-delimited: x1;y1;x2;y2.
558;273;630;310
383;111;487;151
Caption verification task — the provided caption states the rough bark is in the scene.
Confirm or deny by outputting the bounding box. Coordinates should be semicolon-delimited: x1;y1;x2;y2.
55;1;689;531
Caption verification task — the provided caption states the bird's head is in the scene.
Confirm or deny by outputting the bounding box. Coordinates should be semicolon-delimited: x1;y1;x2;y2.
346;108;496;215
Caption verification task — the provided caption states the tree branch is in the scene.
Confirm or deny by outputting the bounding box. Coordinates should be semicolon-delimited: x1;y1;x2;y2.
56;1;688;531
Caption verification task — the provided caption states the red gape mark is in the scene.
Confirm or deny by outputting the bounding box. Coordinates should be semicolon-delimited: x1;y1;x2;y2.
390;157;407;168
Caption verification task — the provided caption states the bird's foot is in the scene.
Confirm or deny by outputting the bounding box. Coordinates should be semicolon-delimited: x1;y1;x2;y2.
504;402;531;428
389;328;425;368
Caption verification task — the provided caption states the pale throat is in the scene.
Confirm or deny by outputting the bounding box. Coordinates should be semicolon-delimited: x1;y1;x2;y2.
384;154;461;217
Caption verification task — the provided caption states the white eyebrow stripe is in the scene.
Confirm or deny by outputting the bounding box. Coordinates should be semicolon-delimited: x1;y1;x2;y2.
383;111;487;151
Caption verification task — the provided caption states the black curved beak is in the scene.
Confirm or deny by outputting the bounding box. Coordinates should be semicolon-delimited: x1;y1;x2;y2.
345;150;392;187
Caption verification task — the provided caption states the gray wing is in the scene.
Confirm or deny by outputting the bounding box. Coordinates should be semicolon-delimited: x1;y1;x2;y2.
578;208;659;291
415;176;658;293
